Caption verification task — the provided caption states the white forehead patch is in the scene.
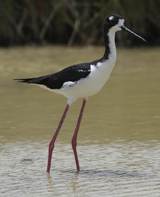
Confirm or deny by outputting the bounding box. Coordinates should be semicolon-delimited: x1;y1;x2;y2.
118;19;124;26
109;16;114;20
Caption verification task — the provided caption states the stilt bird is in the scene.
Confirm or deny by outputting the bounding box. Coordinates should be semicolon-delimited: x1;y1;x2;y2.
15;14;146;173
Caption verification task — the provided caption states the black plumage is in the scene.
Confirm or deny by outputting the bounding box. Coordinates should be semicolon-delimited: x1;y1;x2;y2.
15;63;92;89
15;57;108;89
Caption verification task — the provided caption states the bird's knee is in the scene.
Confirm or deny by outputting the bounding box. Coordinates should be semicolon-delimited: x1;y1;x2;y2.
71;137;77;148
49;141;54;151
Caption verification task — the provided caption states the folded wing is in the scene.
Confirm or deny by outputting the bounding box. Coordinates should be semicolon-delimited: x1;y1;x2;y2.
15;63;91;89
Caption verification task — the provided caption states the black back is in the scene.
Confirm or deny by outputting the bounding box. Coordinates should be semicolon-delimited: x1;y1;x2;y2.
17;63;92;89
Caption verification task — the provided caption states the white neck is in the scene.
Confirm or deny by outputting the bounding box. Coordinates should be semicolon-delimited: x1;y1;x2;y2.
108;30;117;61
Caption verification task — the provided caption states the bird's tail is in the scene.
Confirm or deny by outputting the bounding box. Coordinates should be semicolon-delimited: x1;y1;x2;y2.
14;75;50;84
14;78;34;83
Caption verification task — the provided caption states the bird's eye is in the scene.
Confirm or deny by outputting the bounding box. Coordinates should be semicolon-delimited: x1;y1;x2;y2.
109;16;116;25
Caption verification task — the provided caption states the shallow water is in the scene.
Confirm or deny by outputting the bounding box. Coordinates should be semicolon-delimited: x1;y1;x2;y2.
0;46;160;196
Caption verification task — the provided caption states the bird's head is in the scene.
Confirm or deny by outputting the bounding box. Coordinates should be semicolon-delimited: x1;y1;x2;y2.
103;14;146;42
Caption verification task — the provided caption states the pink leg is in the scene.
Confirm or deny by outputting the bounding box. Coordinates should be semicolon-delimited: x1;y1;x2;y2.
71;98;87;171
47;104;70;173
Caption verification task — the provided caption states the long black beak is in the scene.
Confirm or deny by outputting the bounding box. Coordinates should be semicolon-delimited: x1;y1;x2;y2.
121;25;146;42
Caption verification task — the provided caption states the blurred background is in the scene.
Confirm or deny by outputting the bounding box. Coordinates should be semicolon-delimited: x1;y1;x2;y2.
1;0;160;47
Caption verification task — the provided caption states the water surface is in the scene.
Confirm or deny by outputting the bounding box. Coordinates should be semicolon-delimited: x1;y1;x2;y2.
0;46;160;196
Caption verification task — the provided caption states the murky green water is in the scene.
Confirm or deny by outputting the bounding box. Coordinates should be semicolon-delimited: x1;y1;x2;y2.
0;46;160;196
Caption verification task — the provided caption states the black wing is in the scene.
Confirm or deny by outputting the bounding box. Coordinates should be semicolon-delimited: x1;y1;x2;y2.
15;63;91;89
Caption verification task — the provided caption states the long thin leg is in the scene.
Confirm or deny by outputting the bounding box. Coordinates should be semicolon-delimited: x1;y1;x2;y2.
47;104;70;173
71;98;87;171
